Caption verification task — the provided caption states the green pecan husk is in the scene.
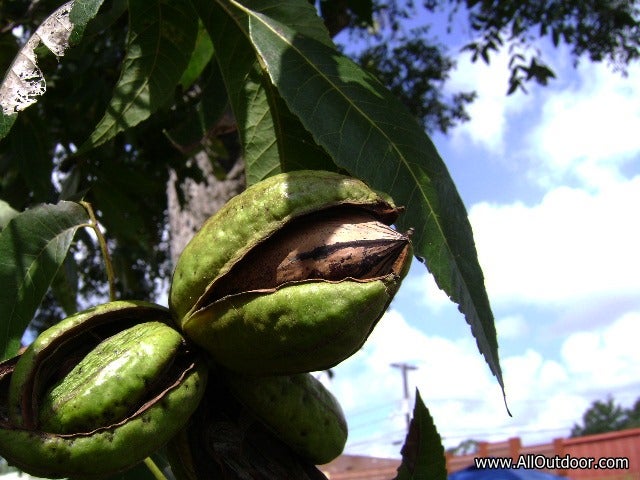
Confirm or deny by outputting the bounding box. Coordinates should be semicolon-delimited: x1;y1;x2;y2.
170;170;412;374
166;373;330;480
224;372;348;465
184;279;402;374
0;300;207;479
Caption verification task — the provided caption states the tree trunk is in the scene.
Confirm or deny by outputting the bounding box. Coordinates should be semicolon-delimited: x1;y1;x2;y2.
166;151;245;267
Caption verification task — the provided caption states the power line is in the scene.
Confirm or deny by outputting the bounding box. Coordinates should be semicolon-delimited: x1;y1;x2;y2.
337;381;640;452
345;429;408;449
348;410;406;432
351;424;576;447
346;400;400;418
345;426;575;452
440;426;573;441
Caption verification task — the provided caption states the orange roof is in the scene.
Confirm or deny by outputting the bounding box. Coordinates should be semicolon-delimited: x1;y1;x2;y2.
321;427;640;479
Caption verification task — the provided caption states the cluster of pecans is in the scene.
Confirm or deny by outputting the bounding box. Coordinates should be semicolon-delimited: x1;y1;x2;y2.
0;171;412;479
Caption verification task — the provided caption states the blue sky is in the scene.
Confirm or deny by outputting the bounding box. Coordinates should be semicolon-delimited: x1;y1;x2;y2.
323;21;640;459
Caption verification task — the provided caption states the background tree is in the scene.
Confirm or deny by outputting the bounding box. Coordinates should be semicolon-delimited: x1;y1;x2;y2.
446;438;480;456
626;398;640;429
571;397;640;437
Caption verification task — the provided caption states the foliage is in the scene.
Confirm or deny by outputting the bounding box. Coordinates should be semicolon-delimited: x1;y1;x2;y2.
0;201;89;358
395;390;447;480
571;396;640;437
356;28;477;132
338;0;640;95
457;0;640;94
446;439;480;456
0;0;639;478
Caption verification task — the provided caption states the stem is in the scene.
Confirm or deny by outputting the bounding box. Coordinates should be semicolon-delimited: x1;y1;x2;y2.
144;457;169;480
79;203;168;480
80;201;117;301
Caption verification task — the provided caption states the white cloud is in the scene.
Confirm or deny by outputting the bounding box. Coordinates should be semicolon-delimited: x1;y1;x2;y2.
399;261;454;311
468;176;640;307
448;49;532;154
561;311;640;391
448;42;640;191
528;61;640;189
328;310;501;454
496;314;529;339
326;309;640;456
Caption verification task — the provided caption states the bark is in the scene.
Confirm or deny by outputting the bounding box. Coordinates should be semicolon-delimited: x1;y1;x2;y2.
167;151;245;267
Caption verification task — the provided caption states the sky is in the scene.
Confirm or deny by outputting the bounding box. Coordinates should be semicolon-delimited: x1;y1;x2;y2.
324;20;640;459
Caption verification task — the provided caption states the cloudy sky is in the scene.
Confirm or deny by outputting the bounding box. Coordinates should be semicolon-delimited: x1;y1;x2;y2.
325;24;640;459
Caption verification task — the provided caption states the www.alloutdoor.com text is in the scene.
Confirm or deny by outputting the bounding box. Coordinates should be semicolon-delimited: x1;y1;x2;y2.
474;454;630;471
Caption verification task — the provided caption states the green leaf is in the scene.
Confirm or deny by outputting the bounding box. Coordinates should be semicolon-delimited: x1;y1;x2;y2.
240;67;289;185
219;0;505;393
194;0;337;185
266;84;339;179
0;0;103;139
395;390;447;480
0;111;16;140
0;200;19;230
165;62;229;157
69;0;107;44
74;0;128;38
198;2;281;183
10;111;54;203
0;201;89;360
91;180;152;251
179;23;215;89
79;0;198;152
50;252;79;316
198;63;231;134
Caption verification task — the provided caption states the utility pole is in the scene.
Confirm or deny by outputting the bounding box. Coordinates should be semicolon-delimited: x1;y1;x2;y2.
391;362;417;432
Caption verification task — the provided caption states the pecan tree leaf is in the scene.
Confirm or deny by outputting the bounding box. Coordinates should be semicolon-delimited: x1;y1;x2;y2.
0;201;89;359
79;0;198;152
394;390;447;480
0;0;104;139
194;0;337;185
216;0;506;395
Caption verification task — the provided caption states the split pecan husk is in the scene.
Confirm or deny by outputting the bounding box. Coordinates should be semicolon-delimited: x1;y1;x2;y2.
170;170;413;374
0;300;207;479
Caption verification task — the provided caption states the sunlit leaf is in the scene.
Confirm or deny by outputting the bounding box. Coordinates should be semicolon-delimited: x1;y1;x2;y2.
194;0;337;185
219;0;505;394
0;0;104;139
179;23;215;89
0;2;73;121
0;111;16;139
0;200;19;230
69;0;107;44
0;201;89;360
79;0;198;151
50;252;78;316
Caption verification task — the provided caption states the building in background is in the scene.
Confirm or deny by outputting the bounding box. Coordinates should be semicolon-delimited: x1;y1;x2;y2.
322;427;640;480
